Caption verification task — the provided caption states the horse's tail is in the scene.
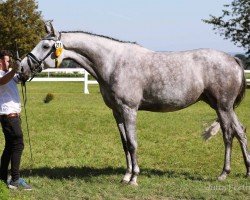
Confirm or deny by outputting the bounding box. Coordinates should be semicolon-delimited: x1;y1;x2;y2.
234;57;246;109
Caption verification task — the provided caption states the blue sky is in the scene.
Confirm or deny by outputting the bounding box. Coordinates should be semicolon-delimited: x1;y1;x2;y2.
37;0;244;53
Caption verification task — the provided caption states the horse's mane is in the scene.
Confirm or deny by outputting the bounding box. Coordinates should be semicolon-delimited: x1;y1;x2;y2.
61;31;138;45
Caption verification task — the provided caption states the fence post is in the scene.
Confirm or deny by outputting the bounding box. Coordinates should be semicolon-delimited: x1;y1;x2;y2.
84;70;89;94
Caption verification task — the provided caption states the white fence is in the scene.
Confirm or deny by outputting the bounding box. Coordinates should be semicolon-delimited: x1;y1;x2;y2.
32;68;98;94
32;69;250;94
245;70;250;86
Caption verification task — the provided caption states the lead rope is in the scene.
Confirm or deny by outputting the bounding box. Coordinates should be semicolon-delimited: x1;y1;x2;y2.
21;82;34;183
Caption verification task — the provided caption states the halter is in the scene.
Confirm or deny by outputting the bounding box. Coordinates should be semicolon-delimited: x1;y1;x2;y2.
26;33;63;80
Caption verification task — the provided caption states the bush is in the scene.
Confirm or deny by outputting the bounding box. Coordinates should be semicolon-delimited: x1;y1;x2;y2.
35;72;95;80
44;93;55;103
36;72;83;78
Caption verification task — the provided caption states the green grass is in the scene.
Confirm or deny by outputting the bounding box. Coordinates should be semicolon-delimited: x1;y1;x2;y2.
0;82;250;199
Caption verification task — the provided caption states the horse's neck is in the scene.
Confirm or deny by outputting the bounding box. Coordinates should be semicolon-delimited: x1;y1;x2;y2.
62;33;125;82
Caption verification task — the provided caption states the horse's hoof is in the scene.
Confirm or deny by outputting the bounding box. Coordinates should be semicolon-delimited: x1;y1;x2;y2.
218;174;227;181
245;173;250;178
121;173;132;184
128;181;138;186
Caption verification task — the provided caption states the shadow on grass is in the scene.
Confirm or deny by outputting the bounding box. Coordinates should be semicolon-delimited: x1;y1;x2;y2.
20;166;213;182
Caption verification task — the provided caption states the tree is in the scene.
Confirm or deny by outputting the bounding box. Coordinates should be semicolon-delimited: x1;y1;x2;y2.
0;0;45;58
203;0;250;57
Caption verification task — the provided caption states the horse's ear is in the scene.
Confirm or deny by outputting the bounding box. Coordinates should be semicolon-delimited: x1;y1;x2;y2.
44;20;53;34
44;20;60;38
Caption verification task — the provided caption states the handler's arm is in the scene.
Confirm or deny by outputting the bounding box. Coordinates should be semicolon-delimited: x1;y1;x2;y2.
0;69;16;85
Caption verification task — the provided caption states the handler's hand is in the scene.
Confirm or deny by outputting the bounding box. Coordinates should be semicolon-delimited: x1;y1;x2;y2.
11;59;22;73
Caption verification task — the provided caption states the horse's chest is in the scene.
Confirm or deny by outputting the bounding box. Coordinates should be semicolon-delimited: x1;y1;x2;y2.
99;86;117;109
100;83;142;110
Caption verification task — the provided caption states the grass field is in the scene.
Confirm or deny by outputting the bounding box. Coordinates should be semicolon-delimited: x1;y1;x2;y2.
0;82;250;199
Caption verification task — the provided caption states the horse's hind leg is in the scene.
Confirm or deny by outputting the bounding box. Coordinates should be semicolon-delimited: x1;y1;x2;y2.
112;110;132;183
217;108;235;181
231;112;250;177
217;108;250;180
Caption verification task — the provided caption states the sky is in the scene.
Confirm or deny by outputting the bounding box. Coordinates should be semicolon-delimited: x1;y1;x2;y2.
37;0;244;54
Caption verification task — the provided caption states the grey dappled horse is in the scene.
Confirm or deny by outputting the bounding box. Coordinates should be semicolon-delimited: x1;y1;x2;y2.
20;22;250;185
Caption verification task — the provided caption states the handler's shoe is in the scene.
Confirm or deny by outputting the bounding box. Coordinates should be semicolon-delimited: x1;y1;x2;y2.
8;178;32;190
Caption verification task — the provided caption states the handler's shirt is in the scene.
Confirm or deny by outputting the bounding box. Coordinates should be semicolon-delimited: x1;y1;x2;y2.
0;70;21;114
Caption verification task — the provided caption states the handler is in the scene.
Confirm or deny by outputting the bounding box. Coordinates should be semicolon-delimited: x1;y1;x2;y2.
0;50;31;190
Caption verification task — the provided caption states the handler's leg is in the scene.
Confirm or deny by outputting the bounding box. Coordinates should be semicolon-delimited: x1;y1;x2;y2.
8;117;24;182
0;118;12;183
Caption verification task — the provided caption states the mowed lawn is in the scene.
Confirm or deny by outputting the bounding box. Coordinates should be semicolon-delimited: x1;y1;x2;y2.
1;82;250;199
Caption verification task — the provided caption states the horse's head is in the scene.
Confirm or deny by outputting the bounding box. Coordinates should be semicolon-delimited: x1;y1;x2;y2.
20;21;64;79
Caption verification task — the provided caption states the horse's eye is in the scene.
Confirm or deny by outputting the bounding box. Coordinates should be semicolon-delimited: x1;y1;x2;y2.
43;45;50;49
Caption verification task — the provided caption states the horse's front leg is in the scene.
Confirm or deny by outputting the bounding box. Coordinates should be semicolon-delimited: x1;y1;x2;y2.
112;110;132;183
121;106;139;186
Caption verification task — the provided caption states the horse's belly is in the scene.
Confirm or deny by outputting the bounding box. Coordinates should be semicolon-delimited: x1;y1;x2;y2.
139;90;202;112
139;101;193;112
